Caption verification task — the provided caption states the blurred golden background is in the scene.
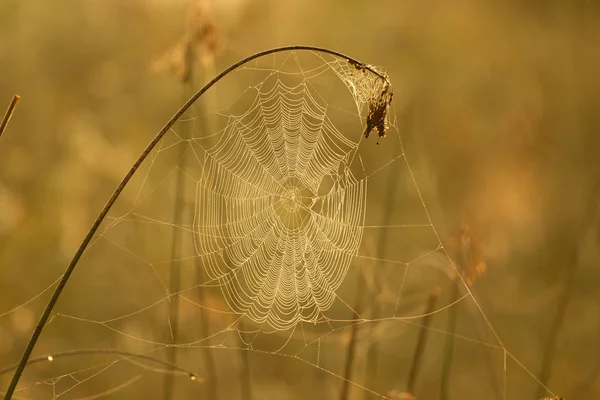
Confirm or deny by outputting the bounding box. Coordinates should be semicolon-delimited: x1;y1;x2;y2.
1;1;600;399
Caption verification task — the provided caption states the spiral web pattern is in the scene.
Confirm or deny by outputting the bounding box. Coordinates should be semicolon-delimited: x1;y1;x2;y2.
194;79;366;329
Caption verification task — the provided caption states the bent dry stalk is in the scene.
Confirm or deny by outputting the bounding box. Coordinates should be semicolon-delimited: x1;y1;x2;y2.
0;94;21;141
3;45;389;400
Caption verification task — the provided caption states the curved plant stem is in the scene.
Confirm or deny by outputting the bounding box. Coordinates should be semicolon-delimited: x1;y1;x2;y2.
0;94;20;141
0;348;201;380
3;45;388;400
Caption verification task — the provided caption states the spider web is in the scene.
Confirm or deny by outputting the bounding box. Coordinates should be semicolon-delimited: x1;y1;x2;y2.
0;50;557;399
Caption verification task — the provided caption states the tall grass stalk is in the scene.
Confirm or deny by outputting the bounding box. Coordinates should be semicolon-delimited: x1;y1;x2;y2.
340;276;364;400
192;57;220;400
439;281;459;400
406;291;438;396
365;133;401;399
238;320;253;400
536;179;600;398
0;94;20;141
163;76;194;400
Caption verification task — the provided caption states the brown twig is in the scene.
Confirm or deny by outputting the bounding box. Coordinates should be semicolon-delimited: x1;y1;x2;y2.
340;264;368;400
0;95;21;141
439;281;459;400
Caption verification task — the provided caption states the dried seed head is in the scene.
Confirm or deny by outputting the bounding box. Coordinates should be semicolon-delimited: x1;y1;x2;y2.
446;220;487;284
363;82;393;144
152;0;222;83
186;0;221;59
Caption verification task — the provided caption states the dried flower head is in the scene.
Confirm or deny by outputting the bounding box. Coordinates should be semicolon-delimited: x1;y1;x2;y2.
363;82;393;144
446;220;487;284
152;0;222;83
186;0;221;57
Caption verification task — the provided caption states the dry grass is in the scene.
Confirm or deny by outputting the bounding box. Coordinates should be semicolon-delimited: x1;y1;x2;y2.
0;95;20;141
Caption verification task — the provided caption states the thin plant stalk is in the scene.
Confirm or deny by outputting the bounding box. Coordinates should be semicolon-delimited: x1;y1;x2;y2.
0;94;20;141
535;248;578;399
314;337;326;397
340;276;364;400
536;179;600;399
194;255;219;399
0;95;21;257
365;285;381;393
3;46;388;400
0;348;201;381
365;150;398;398
192;57;220;400
406;291;438;396
571;356;600;398
339;319;360;400
238;320;252;400
440;281;459;400
163;74;195;400
474;308;503;400
366;104;411;399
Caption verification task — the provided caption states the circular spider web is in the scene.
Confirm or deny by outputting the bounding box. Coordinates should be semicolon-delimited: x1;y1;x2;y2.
0;50;561;400
194;77;367;329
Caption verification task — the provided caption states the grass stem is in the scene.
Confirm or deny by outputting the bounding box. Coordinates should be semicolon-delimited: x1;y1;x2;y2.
163;77;194;400
340;275;365;400
440;281;459;400
192;58;220;400
238;320;253;400
0;94;20;141
536;179;600;398
406;291;438;395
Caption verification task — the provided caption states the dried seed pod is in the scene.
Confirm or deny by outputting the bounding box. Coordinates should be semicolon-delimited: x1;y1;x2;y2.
363;82;393;144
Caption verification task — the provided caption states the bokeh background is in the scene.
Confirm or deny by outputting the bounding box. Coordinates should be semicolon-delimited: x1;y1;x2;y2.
1;0;600;399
